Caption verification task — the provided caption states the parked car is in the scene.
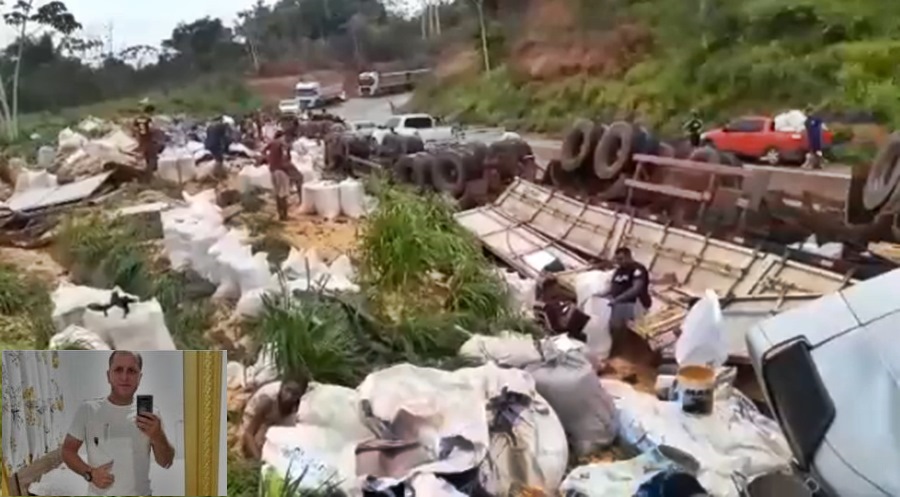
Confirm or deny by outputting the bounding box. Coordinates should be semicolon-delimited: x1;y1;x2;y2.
701;116;833;165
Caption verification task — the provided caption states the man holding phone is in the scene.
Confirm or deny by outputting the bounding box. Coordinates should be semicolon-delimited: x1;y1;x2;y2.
61;351;176;495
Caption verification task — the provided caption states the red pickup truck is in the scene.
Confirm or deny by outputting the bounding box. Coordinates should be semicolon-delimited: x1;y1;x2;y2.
701;115;833;165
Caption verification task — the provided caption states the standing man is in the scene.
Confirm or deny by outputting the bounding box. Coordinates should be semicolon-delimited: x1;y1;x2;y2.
683;110;704;148
260;130;296;221
803;106;824;169
61;351;175;496
133;104;160;181
205;116;231;180
240;379;308;460
600;247;652;355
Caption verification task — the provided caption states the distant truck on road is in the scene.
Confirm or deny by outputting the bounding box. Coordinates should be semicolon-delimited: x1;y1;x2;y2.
358;69;431;97
279;81;346;114
701;115;833;166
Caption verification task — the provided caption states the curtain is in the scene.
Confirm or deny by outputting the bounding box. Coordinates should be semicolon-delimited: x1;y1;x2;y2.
1;351;66;472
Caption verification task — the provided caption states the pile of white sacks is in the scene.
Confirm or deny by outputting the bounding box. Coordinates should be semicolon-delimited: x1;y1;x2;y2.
160;189;359;321
48;284;176;350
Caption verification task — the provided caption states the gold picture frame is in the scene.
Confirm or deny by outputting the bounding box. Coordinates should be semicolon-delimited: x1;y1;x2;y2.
183;350;224;497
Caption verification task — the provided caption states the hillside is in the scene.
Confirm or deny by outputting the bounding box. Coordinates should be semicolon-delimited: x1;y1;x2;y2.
413;0;900;146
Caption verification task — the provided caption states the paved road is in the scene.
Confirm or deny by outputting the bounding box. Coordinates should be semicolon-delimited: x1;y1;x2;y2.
329;95;852;179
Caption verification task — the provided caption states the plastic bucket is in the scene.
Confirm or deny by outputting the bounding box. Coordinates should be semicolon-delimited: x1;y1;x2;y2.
744;473;814;497
677;365;715;415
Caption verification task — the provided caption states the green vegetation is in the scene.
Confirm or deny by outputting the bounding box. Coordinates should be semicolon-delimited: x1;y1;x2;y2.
0;263;54;349
414;0;900;156
55;212;214;350
250;182;534;387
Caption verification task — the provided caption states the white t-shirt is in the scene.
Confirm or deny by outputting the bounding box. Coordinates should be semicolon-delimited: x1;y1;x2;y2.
67;398;166;496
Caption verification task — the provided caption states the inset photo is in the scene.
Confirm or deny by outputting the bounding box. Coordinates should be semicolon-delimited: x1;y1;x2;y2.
2;350;226;496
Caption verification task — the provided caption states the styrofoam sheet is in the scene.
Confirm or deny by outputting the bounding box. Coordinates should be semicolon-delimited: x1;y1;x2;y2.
6;171;113;211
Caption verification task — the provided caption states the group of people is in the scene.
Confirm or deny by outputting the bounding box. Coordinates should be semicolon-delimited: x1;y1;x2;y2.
130;104;309;221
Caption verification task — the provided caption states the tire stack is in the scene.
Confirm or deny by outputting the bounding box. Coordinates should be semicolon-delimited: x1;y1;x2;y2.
550;118;741;201
386;137;535;208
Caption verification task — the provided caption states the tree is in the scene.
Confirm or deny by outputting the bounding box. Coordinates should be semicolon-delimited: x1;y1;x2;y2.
1;0;80;139
470;0;490;71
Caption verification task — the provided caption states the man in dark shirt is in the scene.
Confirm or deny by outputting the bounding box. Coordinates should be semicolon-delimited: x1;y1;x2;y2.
802;106;824;169
205;116;231;180
602;247;652;352
133;104;159;181
683;110;703;147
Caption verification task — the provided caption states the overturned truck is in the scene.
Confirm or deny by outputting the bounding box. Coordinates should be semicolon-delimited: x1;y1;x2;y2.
550;118;900;246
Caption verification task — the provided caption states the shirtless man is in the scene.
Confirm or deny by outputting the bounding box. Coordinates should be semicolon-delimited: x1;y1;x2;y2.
240;379;308;460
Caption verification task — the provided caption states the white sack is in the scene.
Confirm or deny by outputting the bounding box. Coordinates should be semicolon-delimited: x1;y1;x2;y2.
50;283;136;332
262;425;362;495
226;361;246;389
37;146;56;169
57;128;87;153
295;384;370;440
299;182;318;214
82;298;177;350
49;325;111;350
237;165;273;193
675;289;727;368
574;270;615;364
328;255;356;282
601;379;792;497
244;344;278;389
310;181;341;220
14;170;58;193
338;178;365;219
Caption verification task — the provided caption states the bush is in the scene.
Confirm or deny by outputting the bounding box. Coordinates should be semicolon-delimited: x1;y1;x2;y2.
0;264;54;348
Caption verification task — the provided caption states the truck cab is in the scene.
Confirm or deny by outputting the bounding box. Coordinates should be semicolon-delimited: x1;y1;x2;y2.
747;268;900;496
295;81;323;110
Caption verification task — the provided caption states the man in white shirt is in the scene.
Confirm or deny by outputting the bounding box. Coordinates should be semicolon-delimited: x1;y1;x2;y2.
61;351;176;495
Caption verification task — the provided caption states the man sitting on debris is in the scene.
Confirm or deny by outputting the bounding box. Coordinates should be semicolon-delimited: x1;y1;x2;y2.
259;130;296;220
600;247;652;354
133;104;160;181
241;379;308;460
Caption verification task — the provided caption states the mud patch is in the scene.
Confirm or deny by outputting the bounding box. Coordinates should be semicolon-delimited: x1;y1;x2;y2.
0;247;66;284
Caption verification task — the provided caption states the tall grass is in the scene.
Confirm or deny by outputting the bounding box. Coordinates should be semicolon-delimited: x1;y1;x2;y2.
357;181;510;322
0;263;55;349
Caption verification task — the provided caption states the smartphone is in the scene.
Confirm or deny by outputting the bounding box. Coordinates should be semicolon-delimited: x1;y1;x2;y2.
137;395;153;416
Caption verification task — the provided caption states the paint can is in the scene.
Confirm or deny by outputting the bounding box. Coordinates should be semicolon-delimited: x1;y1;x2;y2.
677;365;716;415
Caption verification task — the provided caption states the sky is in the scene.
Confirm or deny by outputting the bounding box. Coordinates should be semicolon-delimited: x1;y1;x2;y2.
0;0;434;51
0;0;272;50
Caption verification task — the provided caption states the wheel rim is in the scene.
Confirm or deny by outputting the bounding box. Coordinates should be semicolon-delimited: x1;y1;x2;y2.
764;149;779;165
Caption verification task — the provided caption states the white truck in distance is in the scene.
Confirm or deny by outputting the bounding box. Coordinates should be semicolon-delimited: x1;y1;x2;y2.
372;113;459;145
358;69;431;97
279;81;346;113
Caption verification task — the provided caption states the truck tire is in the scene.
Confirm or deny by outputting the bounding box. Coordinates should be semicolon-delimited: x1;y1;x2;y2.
401;135;426;155
561;119;598;171
637;126;660;155
409;152;435;191
863;133;900;212
488;139;534;179
393;154;416;184
687;146;722;164
433;149;477;197
657;142;676;158
592;121;639;180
